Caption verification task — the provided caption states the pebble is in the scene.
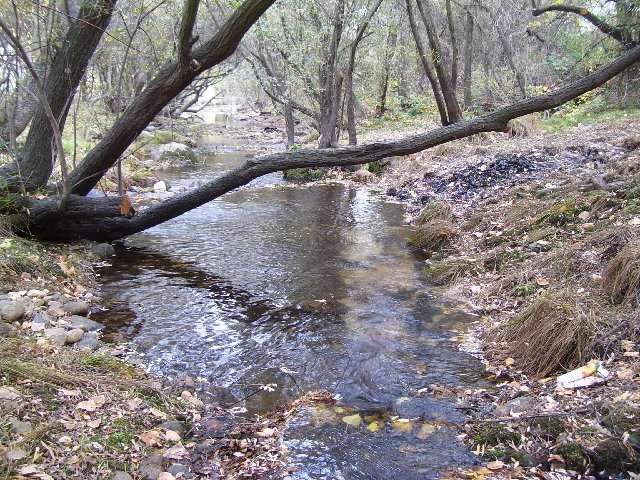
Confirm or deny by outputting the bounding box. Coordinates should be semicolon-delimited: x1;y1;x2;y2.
32;312;53;325
63;301;90;316
159;421;186;435
175;373;195;390
69;315;103;332
43;327;68;346
168;464;192;479
494;396;538;417
1;301;25;322
65;328;85;345
112;472;133;480
26;289;47;298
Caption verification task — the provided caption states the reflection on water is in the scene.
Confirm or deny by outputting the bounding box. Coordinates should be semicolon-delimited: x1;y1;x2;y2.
95;136;487;478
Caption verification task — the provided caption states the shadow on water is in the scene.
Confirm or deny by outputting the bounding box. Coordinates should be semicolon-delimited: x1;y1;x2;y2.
94;138;489;478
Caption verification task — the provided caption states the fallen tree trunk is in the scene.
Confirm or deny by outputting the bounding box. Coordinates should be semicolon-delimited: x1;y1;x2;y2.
14;43;640;242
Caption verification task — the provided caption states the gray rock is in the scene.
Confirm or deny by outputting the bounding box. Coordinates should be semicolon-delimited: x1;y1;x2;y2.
44;327;68;346
74;331;102;351
49;294;67;304
494;396;538;417
159;420;186;435
112;472;133;480
69;315;103;332
175;373;195;390
92;243;115;259
26;289;47;298
65;328;85;345
9;417;33;434
168;464;192;479
1;301;25;322
153;180;168;193
32;312;54;325
63;301;90;316
138;454;164;480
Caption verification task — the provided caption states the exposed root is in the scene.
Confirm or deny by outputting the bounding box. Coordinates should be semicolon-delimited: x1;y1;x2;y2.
603;239;640;306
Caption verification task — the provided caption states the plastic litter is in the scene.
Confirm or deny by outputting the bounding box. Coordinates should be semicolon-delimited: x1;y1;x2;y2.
556;361;609;389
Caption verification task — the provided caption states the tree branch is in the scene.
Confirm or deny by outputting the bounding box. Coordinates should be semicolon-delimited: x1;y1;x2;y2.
20;43;640;241
532;4;631;45
178;0;201;71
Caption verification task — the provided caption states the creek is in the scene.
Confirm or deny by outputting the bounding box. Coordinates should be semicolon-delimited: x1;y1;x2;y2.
94;114;488;479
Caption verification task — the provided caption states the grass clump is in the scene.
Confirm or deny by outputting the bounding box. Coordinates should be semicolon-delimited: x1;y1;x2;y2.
416;201;453;225
603;239;640;306
283;167;325;182
495;290;594;378
407;220;458;253
427;257;478;284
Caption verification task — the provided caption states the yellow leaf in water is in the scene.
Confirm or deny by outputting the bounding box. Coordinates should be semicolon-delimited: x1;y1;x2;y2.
333;406;345;414
392;419;413;431
416;423;436;439
367;421;383;432
342;414;362;427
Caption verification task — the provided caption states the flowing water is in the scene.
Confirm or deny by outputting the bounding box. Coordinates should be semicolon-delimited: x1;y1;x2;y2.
94;121;488;479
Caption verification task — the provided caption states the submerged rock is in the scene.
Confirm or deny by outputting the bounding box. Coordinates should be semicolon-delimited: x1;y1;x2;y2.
92;243;115;259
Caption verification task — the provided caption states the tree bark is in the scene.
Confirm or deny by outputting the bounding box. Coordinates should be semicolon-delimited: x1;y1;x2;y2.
407;0;449;125
375;25;398;118
462;7;474;109
17;43;640;241
0;0;117;191
416;0;464;123
67;0;276;196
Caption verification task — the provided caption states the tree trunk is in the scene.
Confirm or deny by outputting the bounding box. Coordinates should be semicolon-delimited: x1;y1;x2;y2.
462;8;474;109
16;43;640;241
67;0;276;196
284;101;295;149
0;0;117;191
375;26;398;118
416;0;463;123
407;0;449;125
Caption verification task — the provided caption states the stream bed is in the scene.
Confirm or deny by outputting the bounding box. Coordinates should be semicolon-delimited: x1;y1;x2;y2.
94;123;488;479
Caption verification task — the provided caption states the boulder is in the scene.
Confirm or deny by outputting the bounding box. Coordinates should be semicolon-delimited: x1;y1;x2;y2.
112;472;133;480
1;301;25;322
63;301;90;316
91;243;115;259
74;331;102;351
43;327;67;346
69;315;103;332
154;181;169;193
153;142;197;166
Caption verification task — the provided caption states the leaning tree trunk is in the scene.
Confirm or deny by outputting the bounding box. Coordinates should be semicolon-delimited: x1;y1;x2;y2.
0;0;117;192
15;43;640;242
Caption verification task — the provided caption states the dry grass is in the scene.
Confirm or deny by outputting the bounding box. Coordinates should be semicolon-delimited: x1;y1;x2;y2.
429;257;479;285
603;239;640;306
407;220;459;252
416;201;453;225
493;290;595;378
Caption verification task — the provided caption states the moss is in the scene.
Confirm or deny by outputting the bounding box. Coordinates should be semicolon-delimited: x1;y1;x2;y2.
555;442;588;471
470;422;520;447
78;353;141;378
528;416;565;441
594;438;640;475
283;167;325;182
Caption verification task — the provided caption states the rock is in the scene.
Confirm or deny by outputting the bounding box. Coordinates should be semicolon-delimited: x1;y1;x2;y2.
32;312;53;325
168;464;192;479
159;421;186;435
9;417;33;434
158;473;176;480
44;327;68;346
74;331;102;351
1;301;25;322
138;454;165;480
112;472;133;480
50;294;67;304
386;187;398;196
63;301;90;316
47;301;66;317
92;243;115;258
69;315;103;332
26;289;46;298
65;328;85;345
153;180;168;193
153;142;197;166
494;396;538;417
175;373;195;390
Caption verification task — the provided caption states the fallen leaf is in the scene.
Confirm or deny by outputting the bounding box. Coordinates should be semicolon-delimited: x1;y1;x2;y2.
5;447;28;461
127;398;143;410
163;443;189;460
623;351;639;357
536;278;549;286
255;427;276;438
164;429;181;442
86;418;101;429
367;421;382;432
505;357;515;367
486;460;505;471
416;423;436;439
342;414;362;427
392;419;413;432
140;429;163;447
58;435;73;446
76;395;106;412
157;473;176;480
19;465;41;475
149;407;167;419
